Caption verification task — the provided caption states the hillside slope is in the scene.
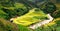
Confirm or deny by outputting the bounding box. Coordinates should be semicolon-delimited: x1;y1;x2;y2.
0;18;19;31
13;8;48;26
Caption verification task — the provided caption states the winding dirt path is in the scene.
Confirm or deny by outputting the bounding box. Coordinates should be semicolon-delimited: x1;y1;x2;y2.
29;14;53;29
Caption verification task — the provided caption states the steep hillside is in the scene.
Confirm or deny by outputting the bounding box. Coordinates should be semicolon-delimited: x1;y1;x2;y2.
0;0;60;31
13;8;48;26
0;18;19;31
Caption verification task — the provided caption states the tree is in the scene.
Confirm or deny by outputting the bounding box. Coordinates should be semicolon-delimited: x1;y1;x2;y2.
40;1;56;14
2;7;17;18
52;9;60;18
14;3;29;16
0;10;9;19
0;0;14;7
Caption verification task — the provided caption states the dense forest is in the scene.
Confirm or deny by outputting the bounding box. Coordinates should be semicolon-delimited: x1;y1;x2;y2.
0;0;60;31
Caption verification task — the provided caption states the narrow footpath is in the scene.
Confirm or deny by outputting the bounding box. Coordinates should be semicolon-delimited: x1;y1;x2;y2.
29;14;53;29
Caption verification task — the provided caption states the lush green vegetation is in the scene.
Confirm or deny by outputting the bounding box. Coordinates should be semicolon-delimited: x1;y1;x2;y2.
13;8;48;26
0;18;19;31
0;0;60;31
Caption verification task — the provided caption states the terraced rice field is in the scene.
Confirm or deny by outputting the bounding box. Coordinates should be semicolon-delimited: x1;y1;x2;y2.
13;8;48;26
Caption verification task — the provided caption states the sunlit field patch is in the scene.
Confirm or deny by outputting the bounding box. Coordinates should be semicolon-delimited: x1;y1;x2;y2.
13;8;48;26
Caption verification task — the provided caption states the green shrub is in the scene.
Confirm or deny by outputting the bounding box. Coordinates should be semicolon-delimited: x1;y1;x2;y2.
52;9;60;18
0;10;9;19
0;18;19;31
40;2;56;13
18;25;32;31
